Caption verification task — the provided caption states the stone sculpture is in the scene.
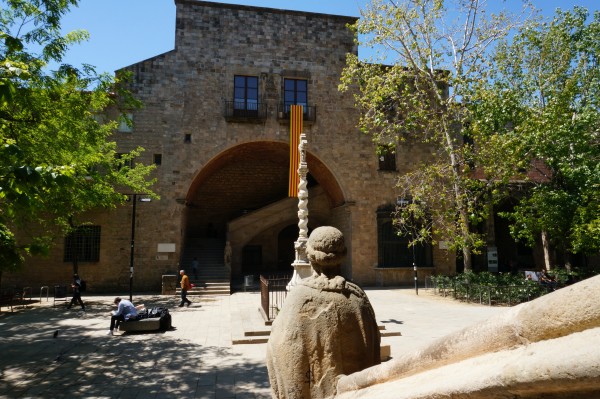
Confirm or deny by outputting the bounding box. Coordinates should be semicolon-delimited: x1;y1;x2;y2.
267;226;381;399
335;274;600;399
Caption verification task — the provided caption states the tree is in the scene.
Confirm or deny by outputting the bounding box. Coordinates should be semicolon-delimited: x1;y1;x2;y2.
339;0;529;271
471;7;600;270
0;0;156;274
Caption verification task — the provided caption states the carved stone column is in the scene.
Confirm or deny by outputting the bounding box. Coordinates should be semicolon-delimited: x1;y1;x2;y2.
287;132;312;290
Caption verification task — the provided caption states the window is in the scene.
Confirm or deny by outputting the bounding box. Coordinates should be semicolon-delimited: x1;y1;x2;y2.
234;75;259;115
153;154;162;166
117;113;133;133
92;113;106;125
184;134;191;143
377;206;432;268
378;145;396;171
64;226;101;262
115;153;132;169
284;78;308;113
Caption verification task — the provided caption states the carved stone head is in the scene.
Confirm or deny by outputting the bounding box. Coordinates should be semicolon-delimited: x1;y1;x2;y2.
307;226;347;276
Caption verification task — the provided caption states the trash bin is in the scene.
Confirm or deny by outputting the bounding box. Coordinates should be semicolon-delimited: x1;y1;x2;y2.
244;275;254;291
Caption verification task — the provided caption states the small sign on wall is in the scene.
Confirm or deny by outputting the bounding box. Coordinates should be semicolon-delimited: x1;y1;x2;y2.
157;243;176;253
156;254;169;261
487;247;498;272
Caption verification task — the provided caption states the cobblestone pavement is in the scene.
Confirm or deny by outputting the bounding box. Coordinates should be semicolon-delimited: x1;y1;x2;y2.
0;288;505;398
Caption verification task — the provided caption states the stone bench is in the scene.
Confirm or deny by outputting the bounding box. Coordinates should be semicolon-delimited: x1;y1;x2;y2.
119;318;162;332
118;305;171;332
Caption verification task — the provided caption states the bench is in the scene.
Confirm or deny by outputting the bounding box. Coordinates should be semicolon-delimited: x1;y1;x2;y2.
119;318;162;332
118;305;171;332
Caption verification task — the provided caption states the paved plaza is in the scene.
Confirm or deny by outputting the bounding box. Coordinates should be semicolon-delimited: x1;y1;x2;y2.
0;287;506;399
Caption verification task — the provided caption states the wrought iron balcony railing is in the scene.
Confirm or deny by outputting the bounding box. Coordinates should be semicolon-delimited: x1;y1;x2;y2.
276;104;317;123
223;100;267;122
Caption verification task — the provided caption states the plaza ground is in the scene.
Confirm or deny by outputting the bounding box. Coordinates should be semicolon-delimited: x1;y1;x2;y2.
0;287;506;399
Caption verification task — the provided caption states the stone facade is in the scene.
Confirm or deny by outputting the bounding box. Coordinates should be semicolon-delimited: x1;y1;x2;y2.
3;1;454;293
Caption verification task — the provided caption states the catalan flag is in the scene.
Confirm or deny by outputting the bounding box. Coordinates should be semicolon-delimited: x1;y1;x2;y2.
288;104;303;197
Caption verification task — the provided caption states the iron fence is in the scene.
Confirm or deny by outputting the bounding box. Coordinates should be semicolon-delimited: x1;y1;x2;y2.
277;104;317;122
430;277;560;306
260;275;291;320
223;100;267;121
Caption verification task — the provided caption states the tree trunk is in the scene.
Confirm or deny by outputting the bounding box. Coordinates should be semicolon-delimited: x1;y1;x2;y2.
462;245;472;273
458;206;472;272
541;230;552;271
443;121;472;273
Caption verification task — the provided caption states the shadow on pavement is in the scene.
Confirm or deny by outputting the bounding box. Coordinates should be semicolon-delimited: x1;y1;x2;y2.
0;295;270;398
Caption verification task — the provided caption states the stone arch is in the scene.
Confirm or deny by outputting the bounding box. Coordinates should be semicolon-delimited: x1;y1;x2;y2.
186;141;345;208
182;140;346;281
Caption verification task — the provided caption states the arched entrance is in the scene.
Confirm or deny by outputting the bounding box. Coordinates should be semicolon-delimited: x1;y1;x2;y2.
277;224;297;273
182;141;345;283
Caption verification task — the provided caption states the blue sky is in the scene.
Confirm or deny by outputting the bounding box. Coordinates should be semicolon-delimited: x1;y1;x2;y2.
58;0;600;75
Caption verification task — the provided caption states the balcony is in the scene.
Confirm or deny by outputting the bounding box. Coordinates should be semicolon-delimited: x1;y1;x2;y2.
276;104;317;124
224;100;267;123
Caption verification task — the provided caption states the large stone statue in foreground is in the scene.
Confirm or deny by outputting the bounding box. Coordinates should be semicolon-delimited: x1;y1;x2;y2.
267;226;381;399
335;274;600;399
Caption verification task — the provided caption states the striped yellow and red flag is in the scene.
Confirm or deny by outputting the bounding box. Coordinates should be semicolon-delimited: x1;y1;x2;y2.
288;104;303;197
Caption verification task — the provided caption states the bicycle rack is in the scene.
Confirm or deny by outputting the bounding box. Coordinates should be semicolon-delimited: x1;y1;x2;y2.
40;286;49;303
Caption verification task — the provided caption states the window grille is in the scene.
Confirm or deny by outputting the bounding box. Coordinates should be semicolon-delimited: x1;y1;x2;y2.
64;226;101;262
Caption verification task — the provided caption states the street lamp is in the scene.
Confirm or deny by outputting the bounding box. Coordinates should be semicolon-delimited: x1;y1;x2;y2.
412;238;418;296
127;194;151;301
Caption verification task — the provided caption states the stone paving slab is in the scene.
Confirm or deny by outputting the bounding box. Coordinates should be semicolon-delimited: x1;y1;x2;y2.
0;288;505;398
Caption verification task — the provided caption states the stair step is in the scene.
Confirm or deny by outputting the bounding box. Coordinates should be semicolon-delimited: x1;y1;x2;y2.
178;286;229;291
232;337;269;345
181;236;230;297
188;290;230;296
178;287;231;296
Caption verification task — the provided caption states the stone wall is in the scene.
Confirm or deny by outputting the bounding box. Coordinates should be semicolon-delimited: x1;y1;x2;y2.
3;1;455;293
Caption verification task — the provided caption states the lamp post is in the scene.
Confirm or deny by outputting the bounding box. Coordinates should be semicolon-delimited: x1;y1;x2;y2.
128;194;151;302
413;239;418;296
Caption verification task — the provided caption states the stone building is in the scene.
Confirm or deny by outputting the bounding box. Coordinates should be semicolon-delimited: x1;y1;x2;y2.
5;0;456;293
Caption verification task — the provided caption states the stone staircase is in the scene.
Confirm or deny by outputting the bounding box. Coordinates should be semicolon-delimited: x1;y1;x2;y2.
178;237;230;297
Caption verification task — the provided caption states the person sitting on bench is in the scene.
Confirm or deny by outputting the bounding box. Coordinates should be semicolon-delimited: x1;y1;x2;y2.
107;297;138;336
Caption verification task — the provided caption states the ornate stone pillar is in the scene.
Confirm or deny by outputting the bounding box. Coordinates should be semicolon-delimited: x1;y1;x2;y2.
287;132;312;290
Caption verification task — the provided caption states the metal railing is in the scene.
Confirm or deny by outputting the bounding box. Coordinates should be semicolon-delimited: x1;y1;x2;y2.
277;104;317;122
223;100;267;121
260;275;291;320
430;278;560;306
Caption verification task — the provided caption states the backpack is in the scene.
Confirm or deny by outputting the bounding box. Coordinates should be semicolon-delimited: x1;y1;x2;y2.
79;279;87;292
147;307;171;331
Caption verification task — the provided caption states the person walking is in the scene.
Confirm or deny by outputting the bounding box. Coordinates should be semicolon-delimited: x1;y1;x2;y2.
107;297;138;335
67;273;85;311
179;269;192;307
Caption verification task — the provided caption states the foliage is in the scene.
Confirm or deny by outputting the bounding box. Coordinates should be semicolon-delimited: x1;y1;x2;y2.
339;0;530;271
431;271;550;305
0;0;156;272
472;7;600;262
431;268;599;305
546;266;598;284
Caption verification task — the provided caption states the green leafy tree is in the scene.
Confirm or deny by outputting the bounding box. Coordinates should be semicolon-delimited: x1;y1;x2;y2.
0;0;156;274
340;0;529;271
472;7;600;270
